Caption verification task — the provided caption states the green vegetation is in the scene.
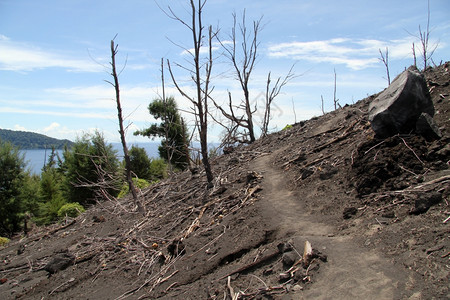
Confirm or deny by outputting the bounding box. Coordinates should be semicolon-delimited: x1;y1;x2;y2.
61;131;121;206
282;124;293;131
128;146;167;181
118;178;151;199
0;129;73;149
0;139;28;236
0;129;170;236
135;97;190;171
0;237;10;247
57;203;85;219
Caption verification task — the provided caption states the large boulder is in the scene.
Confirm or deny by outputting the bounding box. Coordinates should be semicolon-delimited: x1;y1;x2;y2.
369;66;434;138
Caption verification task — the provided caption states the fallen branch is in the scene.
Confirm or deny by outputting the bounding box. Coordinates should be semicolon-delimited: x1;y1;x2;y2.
312;119;359;153
227;276;240;300
399;136;424;165
26;220;77;243
219;249;280;281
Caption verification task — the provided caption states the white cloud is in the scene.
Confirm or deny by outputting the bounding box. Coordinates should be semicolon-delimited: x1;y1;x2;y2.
43;122;61;132
0;107;115;120
267;37;418;70
0;36;104;72
13;124;27;131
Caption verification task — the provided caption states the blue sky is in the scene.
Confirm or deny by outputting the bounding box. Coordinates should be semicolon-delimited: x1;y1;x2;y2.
0;0;449;143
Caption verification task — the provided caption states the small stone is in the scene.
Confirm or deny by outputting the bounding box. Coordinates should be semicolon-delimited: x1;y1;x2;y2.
277;242;293;253
301;167;314;180
416;112;442;141
319;167;338;180
279;272;291;282
382;211;395;218
92;215;105;223
263;268;273;275
292;284;303;291
343;207;357;219
44;252;75;274
282;251;299;269
410;192;442;215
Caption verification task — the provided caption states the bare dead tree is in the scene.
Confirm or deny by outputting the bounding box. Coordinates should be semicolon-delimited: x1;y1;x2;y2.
409;0;438;70
159;58;174;173
261;65;296;137
165;0;215;185
333;68;340;110
378;47;391;85
418;0;438;70
291;97;297;124
213;10;263;144
321;95;325;115
107;38;145;214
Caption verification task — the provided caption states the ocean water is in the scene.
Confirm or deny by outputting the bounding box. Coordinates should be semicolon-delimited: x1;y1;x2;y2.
22;142;160;175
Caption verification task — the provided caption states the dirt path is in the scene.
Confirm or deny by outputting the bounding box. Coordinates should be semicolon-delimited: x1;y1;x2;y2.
252;151;421;300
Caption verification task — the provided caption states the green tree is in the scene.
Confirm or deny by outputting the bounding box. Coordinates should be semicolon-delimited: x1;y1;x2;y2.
128;146;168;181
61;131;120;206
128;146;153;181
20;173;40;219
0;140;27;236
36;154;67;224
135;96;189;171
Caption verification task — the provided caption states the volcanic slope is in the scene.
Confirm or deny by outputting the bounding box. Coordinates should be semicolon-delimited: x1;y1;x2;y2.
0;63;449;299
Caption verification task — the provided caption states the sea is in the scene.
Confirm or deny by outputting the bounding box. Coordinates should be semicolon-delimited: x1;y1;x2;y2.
21;142;160;175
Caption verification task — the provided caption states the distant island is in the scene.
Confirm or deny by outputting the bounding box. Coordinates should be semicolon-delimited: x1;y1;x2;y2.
0;129;73;149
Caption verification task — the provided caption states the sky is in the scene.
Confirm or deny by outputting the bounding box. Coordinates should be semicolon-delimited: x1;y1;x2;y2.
0;0;449;144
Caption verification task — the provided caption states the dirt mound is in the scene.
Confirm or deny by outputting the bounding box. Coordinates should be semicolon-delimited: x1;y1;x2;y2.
1;63;449;299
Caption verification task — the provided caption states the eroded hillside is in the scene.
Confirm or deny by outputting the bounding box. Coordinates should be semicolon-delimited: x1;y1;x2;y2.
1;63;449;299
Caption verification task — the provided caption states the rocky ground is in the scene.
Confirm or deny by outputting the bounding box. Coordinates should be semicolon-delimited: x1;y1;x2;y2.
0;63;449;299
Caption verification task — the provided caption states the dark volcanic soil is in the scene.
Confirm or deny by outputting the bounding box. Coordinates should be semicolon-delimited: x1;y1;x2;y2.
1;63;449;299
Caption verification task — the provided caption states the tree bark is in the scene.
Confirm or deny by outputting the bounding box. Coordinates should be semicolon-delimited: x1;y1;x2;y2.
109;39;145;214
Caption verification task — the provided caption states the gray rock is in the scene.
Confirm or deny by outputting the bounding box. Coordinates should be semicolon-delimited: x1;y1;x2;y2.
410;192;442;215
416;112;442;141
44;252;75;274
282;251;299;269
369;66;434;138
301;167;314;180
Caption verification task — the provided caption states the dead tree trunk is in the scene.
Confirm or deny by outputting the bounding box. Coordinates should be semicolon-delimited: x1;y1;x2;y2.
108;38;145;214
213;10;262;144
261;65;296;137
165;0;215;185
378;47;391;85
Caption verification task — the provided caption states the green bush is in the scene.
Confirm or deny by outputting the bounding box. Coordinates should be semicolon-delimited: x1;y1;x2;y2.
0;237;10;247
148;158;168;179
57;202;85;219
118;178;151;198
282;124;293;131
128;146;153;181
61;131;120;205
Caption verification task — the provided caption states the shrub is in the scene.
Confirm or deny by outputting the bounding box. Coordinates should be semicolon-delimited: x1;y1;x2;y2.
61;131;120;205
128;146;153;181
282;124;293;131
118;178;151;198
0;237;10;247
148;158;168;179
57;202;85;219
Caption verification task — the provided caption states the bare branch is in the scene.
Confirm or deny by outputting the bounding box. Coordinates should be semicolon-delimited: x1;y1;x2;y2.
261;64;297;136
378;47;391;85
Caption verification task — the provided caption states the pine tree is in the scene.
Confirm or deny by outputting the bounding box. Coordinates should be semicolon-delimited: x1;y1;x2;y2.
135;97;189;171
